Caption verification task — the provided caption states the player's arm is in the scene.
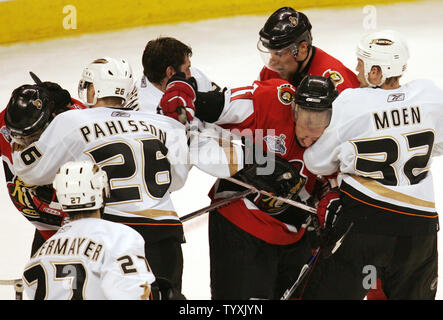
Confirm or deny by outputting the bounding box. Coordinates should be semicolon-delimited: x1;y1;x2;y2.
102;233;156;300
12;113;79;185
159;73;254;125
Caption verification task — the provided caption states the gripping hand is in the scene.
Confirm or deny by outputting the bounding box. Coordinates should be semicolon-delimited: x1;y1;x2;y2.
160;73;196;124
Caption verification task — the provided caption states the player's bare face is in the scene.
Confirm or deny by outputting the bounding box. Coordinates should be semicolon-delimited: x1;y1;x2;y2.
87;83;95;104
178;55;192;79
356;59;369;88
294;109;330;147
268;49;299;80
295;123;325;147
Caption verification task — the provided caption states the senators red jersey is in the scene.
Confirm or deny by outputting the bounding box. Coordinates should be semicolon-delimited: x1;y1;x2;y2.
259;47;360;92
210;79;318;245
0;98;86;240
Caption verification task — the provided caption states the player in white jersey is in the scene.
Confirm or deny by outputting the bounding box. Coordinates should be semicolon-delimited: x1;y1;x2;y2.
300;30;441;299
10;56;297;298
134;37;219;114
23;160;157;300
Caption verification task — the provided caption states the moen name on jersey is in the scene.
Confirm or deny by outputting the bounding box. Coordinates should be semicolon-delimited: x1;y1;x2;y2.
373;105;421;130
79;120;167;144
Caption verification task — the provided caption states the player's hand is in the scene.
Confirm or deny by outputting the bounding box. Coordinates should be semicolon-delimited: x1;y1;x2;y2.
235;155;305;198
40;81;72;114
160;73;196;124
316;187;342;229
32;195;68;226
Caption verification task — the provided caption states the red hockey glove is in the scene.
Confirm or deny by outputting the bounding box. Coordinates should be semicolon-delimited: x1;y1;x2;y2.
32;185;69;227
316;187;342;229
160;74;196;124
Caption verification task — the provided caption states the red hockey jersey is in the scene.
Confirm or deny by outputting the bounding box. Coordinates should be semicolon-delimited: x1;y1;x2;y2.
210;79;318;245
0;98;86;240
259;47;360;93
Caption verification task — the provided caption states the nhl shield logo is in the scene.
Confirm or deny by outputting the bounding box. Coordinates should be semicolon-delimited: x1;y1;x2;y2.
264;134;287;155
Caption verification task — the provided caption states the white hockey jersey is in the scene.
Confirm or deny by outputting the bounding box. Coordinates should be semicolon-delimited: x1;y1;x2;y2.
304;79;443;218
12;107;244;223
22;217;155;300
136;67;215;114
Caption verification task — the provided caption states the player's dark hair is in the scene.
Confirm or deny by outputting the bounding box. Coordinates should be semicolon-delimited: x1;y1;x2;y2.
142;37;193;84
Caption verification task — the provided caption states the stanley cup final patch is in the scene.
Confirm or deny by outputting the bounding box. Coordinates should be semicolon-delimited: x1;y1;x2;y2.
264;134;287;155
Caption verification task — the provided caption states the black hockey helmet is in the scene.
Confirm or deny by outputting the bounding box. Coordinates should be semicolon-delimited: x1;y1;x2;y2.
5;84;54;137
294;75;339;110
259;7;312;51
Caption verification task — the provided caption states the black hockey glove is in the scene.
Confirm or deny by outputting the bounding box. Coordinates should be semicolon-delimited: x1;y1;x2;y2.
29;71;72;114
150;277;186;300
234;154;306;198
40;81;72;114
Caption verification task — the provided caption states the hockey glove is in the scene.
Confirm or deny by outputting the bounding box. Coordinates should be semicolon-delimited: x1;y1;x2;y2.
40;81;72;115
160;72;196;124
316;187;342;230
234;155;306;198
150;277;186;300
32;185;68;226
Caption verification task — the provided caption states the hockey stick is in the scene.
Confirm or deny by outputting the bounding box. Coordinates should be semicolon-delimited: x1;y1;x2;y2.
29;71;43;85
279;221;354;300
281;247;320;300
180;188;256;222
0;279;24;300
226;176;317;214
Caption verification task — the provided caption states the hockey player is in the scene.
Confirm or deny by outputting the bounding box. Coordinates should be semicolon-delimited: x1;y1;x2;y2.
301;30;441;299
22;160;157;300
11;57;301;298
160;73;338;299
0;81;85;255
136;36;219;114
257;7;360;92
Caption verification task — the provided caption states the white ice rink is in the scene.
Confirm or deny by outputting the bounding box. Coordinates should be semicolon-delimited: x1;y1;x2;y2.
1;0;443;300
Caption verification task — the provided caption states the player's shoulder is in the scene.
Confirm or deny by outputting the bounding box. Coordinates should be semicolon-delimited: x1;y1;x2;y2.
68;218;144;245
135;110;186;130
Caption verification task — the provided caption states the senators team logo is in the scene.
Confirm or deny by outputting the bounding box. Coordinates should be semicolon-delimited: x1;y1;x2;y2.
322;69;344;87
277;83;295;105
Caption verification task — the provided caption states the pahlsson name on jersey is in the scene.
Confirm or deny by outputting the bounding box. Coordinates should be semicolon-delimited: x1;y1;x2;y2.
80;117;167;144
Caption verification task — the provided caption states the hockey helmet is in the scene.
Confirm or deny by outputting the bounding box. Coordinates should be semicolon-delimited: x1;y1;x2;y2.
5;84;54;145
258;7;312;52
356;29;409;87
294;75;339;110
53;160;110;212
78;57;134;106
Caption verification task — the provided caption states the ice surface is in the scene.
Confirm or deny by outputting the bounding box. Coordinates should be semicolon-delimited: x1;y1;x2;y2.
1;0;442;299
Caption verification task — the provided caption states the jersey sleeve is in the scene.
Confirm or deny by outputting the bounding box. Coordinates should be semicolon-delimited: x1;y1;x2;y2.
303;93;346;176
12;112;83;185
101;229;156;300
189;123;245;178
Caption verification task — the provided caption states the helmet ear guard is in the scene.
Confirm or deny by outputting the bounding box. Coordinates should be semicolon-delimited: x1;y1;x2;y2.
53;161;110;213
356;29;409;87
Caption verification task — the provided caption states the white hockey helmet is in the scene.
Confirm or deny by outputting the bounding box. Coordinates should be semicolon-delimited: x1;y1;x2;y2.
53;161;110;212
78;57;134;106
356;29;409;87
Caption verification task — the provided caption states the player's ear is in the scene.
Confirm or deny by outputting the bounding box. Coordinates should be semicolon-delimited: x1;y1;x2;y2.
165;66;176;80
369;65;383;85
